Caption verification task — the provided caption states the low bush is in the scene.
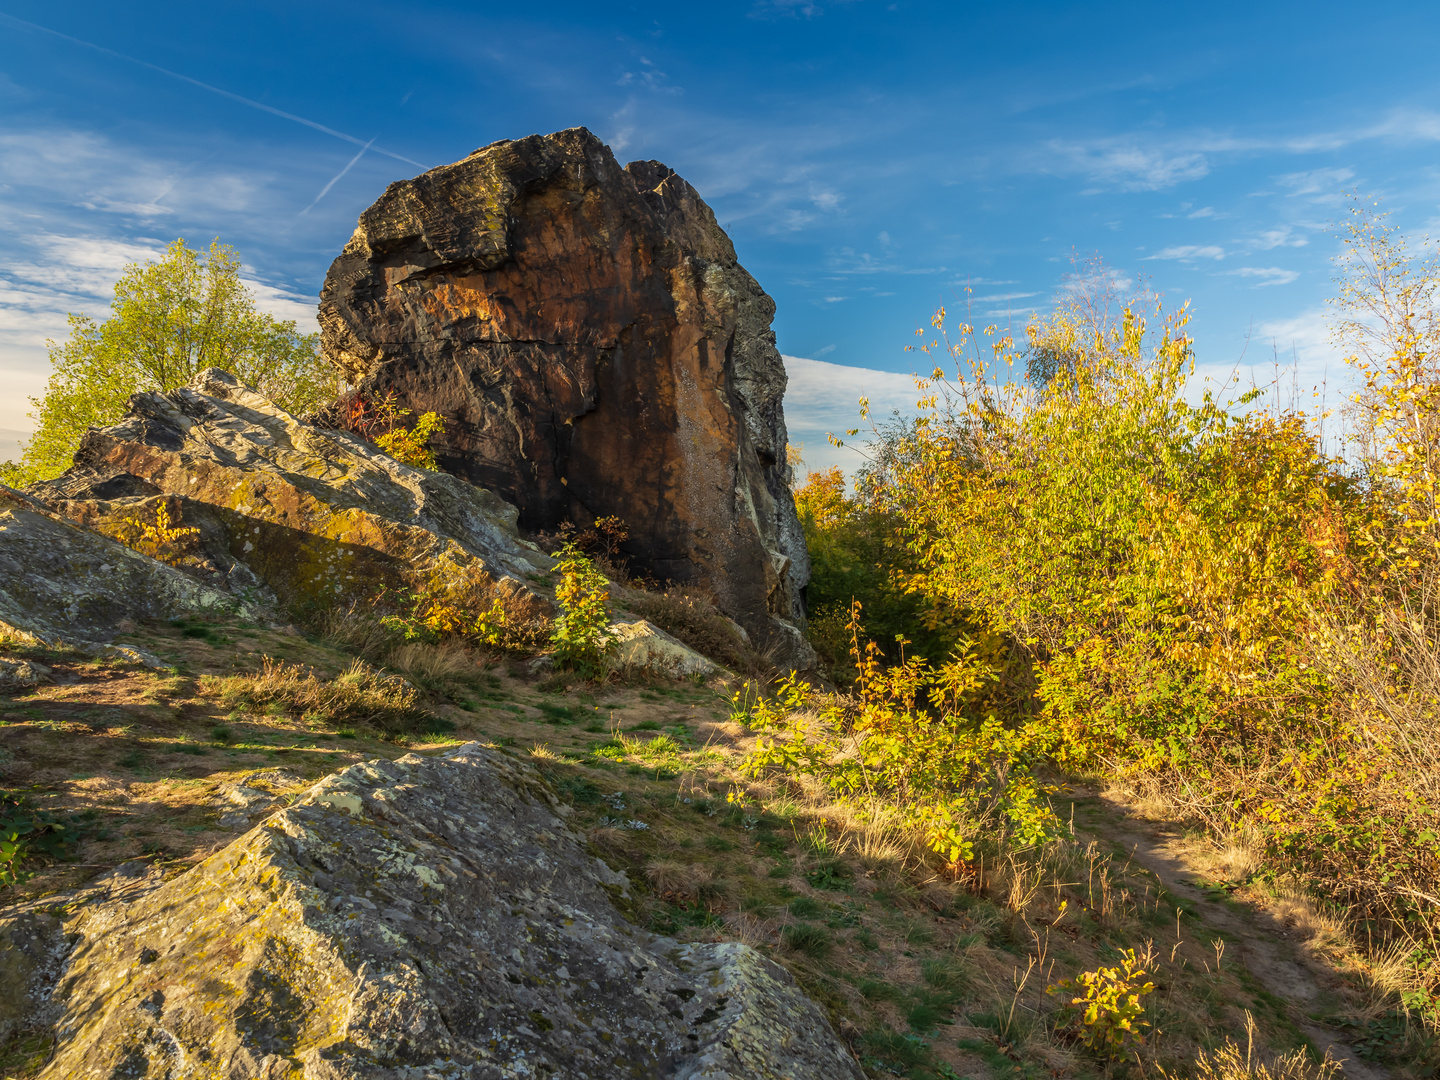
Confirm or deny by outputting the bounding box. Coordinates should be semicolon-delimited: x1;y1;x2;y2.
551;544;616;678
736;603;1062;869
0;791;70;888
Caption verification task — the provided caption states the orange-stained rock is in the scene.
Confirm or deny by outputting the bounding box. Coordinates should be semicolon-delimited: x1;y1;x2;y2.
319;128;814;668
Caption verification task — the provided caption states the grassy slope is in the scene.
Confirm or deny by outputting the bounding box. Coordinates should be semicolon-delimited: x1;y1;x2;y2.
0;617;1423;1079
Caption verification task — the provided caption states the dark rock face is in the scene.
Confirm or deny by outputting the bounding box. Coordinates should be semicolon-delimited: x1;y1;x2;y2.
319;128;813;667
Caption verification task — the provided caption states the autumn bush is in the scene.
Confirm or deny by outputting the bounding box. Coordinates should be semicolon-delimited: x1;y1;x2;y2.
784;205;1440;996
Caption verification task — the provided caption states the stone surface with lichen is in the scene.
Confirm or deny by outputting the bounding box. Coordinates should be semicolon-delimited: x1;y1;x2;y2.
2;742;863;1079
31;368;554;627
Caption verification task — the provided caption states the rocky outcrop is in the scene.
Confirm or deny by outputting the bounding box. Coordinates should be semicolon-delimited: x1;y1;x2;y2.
0;485;239;659
318;127;814;669
32;369;553;625
1;742;863;1079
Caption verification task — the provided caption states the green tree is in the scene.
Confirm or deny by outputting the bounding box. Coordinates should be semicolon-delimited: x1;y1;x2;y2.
3;238;335;486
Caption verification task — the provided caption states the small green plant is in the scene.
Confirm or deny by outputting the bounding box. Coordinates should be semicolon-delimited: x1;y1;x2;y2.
1047;947;1156;1055
0;791;69;888
351;390;446;471
781;921;832;957
550;544;616;678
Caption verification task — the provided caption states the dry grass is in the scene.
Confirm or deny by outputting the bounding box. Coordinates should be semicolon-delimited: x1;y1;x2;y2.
316;604;396;662
645;858;718;902
384;639;476;684
204;657;435;736
1160;1014;1342;1080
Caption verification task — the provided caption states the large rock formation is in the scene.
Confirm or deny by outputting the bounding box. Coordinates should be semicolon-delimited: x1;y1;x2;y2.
318;128;813;668
1;742;864;1079
33;369;553;625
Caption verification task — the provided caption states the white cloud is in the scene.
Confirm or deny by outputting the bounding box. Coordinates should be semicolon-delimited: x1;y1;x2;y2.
783;355;925;478
1250;309;1348;388
1145;245;1225;261
1188;206;1217;218
1252;225;1311;250
243;277;320;332
811;344;836;357
1225;266;1299;287
827;248;948;276
970;291;1037;302
0;131;263;220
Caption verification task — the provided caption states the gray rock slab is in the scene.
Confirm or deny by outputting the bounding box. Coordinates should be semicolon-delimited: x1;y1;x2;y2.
4;743;863;1079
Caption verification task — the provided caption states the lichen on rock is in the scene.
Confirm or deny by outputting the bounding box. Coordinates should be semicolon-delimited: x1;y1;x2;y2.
0;484;240;657
6;742;863;1079
31;369;555;627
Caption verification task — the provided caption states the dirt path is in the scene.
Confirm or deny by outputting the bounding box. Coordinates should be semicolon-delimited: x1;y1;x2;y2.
1084;791;1390;1080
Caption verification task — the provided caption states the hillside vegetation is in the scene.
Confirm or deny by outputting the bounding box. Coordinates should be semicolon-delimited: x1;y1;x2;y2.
4;200;1438;1080
783;201;1440;1070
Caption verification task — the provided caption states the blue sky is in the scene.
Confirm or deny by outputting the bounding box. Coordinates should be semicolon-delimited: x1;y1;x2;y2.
3;0;1439;472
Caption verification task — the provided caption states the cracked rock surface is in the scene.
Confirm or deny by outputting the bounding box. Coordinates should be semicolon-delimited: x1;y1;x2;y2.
31;369;554;624
4;743;863;1079
0;485;240;657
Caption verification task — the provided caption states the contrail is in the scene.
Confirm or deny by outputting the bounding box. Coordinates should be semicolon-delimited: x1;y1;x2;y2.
302;137;376;215
0;11;427;170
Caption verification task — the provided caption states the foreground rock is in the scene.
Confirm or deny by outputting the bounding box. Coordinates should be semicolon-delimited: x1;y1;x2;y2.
2;743;863;1079
318;127;813;669
33;369;553;626
0;485;239;659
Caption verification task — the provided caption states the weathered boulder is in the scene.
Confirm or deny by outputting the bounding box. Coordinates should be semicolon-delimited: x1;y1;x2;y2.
2;743;863;1078
32;369;554;625
318;127;814;669
0;485;239;659
610;619;723;680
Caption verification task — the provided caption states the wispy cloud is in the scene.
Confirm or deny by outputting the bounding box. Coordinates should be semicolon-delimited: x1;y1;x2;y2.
0;131;263;220
1252;224;1312;250
1044;139;1210;191
1146;244;1226;261
1225;266;1300;286
1276;166;1355;196
783;355;923;476
970;291;1037;303
1254;308;1342;374
827;249;948;276
1030;109;1440;195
